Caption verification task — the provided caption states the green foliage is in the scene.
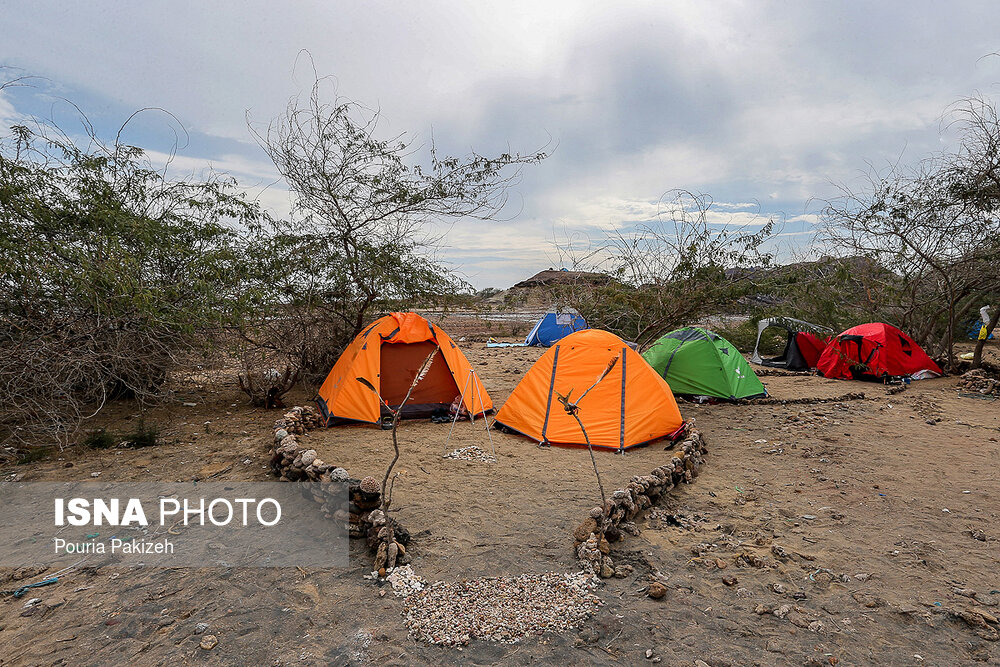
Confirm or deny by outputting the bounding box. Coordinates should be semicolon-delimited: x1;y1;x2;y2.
0;117;274;445
16;446;50;465
82;429;116;449
123;420;160;448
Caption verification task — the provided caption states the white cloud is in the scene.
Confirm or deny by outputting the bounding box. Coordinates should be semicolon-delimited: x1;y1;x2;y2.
5;1;1000;288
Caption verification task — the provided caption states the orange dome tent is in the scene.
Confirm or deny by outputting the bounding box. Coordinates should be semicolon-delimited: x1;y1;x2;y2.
494;329;685;451
316;312;492;425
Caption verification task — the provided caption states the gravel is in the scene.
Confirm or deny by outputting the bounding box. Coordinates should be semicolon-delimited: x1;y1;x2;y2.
443;445;496;463
400;570;602;646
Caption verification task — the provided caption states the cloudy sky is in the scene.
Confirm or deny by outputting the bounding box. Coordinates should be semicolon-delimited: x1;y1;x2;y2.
3;1;1000;288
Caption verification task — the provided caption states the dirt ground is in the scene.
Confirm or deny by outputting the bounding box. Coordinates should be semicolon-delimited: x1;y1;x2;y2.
2;337;999;666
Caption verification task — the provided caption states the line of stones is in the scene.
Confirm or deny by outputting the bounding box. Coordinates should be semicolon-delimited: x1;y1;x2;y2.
267;406;411;570
575;429;708;578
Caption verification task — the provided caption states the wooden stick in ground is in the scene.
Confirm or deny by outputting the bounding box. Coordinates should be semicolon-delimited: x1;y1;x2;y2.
382;346;439;512
567;407;607;512
355;346;439;570
556;354;620;540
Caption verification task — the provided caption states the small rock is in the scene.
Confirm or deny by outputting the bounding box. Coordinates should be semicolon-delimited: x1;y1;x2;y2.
199;635;218;650
722;575;738;586
972;608;998;624
645;648;654;659
183;402;197;407
647;582;667;599
695;661;711;667
194;622;209;634
773;604;791;618
715;558;728;570
22;598;41;608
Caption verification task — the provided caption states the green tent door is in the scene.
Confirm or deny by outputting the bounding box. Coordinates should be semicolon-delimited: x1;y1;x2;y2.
642;327;766;400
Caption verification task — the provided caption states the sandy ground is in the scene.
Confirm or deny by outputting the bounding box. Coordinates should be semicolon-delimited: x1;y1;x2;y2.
2;339;999;666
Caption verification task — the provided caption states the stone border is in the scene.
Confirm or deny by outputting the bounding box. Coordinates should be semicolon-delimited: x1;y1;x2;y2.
267;406;411;565
575;429;708;578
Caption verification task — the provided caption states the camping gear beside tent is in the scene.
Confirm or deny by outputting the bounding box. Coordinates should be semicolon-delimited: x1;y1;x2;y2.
816;322;942;381
486;338;528;348
643;327;767;401
751;317;834;370
968;320;995;340
316;312;492;425
968;307;995;340
524;311;588;346
494;329;684;451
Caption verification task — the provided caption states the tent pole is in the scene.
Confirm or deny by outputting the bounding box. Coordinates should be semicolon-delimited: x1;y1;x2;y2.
444;370;473;455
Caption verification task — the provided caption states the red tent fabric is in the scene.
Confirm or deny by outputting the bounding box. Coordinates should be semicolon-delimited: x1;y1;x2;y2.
817;323;942;380
795;332;832;369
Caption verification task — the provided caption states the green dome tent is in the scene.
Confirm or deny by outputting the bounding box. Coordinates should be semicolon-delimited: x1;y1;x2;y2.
643;327;766;401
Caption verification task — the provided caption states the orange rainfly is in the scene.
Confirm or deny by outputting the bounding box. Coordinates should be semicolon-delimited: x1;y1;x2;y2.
315;312;492;425
494;329;685;452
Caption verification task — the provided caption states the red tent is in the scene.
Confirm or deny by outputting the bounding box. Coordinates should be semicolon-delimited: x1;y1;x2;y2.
795;331;833;369
817;323;942;380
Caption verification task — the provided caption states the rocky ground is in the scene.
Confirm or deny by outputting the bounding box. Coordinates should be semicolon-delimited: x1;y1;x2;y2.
1;339;998;666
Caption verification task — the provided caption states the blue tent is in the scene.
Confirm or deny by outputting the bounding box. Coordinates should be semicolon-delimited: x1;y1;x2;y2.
524;312;588;346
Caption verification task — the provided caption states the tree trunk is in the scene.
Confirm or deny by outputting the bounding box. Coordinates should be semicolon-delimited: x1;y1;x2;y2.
972;305;1000;369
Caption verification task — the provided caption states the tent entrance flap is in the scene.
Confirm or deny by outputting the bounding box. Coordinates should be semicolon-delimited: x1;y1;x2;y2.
378;340;459;417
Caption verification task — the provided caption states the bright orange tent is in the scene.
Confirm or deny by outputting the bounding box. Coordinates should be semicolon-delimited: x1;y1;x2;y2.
494;329;685;451
316;312;492;425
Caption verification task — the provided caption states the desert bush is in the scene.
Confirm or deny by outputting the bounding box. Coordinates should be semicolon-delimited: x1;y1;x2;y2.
123;420;160;449
823;94;1000;366
82;429;116;450
0;108;272;450
243;73;547;382
556;191;774;349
